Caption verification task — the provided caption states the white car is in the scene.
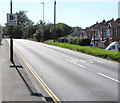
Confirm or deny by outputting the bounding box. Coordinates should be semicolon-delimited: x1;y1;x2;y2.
105;42;120;51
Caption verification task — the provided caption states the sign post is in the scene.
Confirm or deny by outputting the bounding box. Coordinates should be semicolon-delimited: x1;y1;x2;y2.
7;14;17;26
10;0;13;63
7;0;17;63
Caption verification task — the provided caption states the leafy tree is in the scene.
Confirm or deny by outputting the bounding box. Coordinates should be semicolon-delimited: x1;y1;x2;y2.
34;20;45;42
16;11;33;26
72;26;82;32
23;24;37;39
34;29;41;42
43;23;53;41
2;26;12;37
56;23;72;37
12;26;23;38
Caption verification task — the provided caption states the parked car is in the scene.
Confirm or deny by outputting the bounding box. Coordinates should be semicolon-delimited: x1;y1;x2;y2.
105;42;120;51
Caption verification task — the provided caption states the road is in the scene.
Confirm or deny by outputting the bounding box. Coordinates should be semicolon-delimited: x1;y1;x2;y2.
7;39;119;101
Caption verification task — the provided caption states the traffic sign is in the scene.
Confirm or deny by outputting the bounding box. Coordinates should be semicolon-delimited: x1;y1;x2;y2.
7;14;17;26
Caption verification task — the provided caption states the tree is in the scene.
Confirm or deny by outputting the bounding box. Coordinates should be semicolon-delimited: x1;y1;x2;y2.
55;23;72;38
16;11;33;26
43;23;53;41
34;20;45;42
12;26;23;38
3;11;34;39
23;24;37;39
34;29;41;42
72;26;82;32
2;26;12;36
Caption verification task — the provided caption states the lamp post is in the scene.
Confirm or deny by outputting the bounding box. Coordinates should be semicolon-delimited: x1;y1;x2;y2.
53;0;56;41
54;0;56;30
41;2;44;22
10;0;13;63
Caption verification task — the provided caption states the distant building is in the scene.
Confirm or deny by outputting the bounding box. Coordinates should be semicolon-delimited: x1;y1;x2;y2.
68;18;120;48
89;18;120;48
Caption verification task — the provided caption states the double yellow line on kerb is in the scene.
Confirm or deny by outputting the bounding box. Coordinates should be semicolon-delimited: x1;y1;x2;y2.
14;48;61;103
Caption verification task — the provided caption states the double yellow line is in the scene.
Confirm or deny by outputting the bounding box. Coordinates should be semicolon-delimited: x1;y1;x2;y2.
14;48;61;102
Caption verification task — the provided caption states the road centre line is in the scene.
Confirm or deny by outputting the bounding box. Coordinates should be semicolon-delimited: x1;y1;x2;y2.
53;53;86;68
86;60;94;64
14;48;61;102
65;59;85;68
54;54;61;58
64;57;120;84
97;72;120;83
67;58;120;84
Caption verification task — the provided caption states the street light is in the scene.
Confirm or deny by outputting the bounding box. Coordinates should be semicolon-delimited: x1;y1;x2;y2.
41;2;44;22
54;0;56;29
53;0;56;41
10;0;12;14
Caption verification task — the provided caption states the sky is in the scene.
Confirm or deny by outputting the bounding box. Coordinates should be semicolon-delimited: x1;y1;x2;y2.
0;0;119;29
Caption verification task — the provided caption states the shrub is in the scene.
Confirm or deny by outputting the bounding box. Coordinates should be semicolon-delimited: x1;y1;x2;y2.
57;36;91;46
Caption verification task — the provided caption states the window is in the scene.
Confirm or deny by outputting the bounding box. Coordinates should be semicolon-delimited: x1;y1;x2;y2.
108;45;115;50
111;46;115;50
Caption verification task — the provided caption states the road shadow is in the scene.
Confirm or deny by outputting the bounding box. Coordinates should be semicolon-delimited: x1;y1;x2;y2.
10;62;43;97
10;62;54;102
0;43;3;46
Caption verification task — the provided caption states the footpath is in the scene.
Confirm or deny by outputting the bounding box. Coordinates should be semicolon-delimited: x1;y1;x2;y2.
0;39;45;102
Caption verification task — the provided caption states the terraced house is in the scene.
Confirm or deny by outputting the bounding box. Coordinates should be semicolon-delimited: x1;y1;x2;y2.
86;18;120;48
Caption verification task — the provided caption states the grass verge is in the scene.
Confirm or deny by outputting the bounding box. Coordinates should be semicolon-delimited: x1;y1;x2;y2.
45;41;120;63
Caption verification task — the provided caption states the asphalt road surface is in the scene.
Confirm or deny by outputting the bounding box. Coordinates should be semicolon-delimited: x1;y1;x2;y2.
7;39;119;101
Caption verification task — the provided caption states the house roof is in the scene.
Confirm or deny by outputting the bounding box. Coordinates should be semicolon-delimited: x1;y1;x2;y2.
107;18;120;27
68;31;81;36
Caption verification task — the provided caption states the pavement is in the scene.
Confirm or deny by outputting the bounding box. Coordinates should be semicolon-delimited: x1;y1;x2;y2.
0;39;45;102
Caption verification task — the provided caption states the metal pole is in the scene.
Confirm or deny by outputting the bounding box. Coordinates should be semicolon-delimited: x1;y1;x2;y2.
54;0;56;41
10;0;12;14
54;0;56;29
41;2;44;22
10;0;13;63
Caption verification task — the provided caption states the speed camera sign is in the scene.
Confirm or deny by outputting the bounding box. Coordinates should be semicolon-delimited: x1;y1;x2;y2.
7;14;17;26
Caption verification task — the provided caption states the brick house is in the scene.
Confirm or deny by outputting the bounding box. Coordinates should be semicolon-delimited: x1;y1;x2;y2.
89;18;120;48
68;18;120;48
106;18;120;44
88;20;107;47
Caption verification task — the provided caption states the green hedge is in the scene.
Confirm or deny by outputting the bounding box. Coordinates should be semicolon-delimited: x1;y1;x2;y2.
46;41;120;62
57;36;91;46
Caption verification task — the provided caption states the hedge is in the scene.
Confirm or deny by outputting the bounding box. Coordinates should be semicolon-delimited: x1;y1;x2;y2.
57;36;91;46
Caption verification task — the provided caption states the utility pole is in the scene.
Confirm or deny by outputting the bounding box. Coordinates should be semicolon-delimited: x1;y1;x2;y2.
10;0;13;63
54;0;56;29
41;2;44;22
54;0;56;41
